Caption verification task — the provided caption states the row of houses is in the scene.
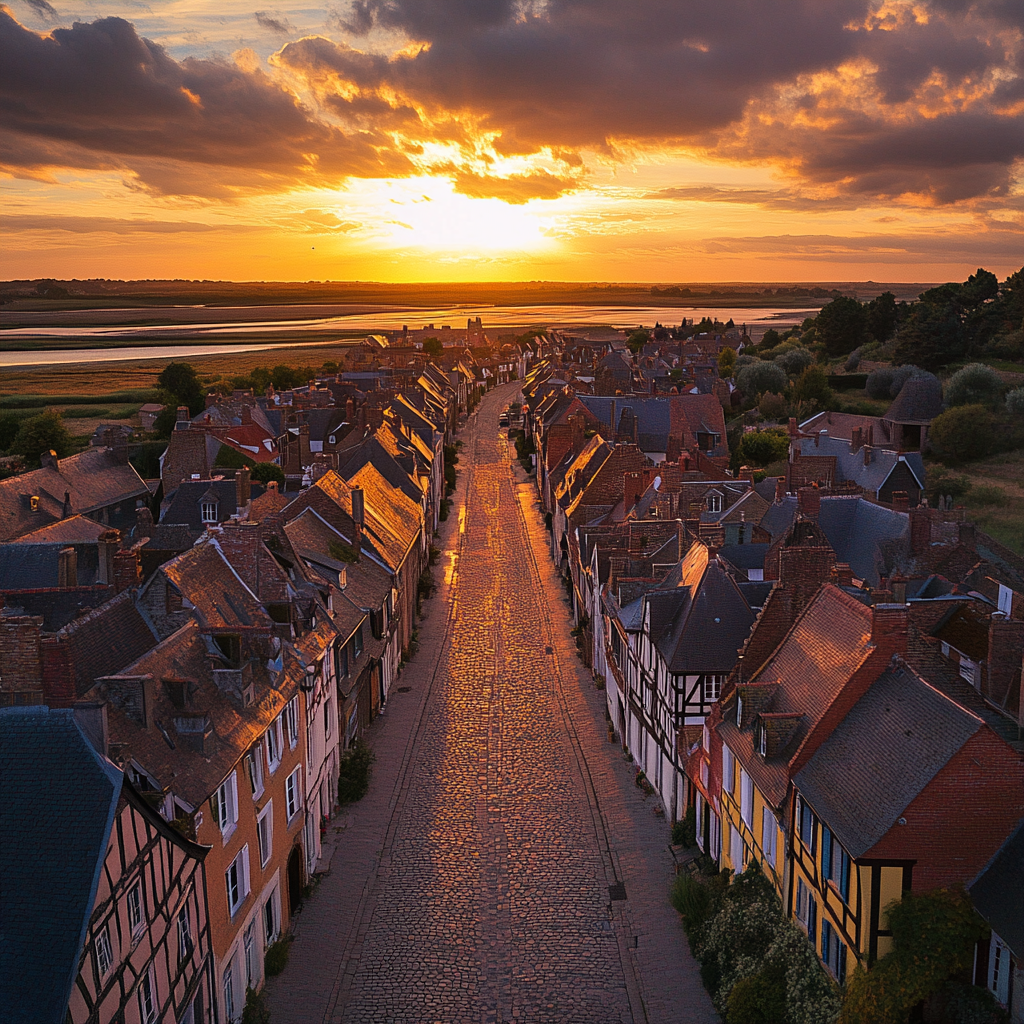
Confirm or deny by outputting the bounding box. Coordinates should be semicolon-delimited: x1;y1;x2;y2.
0;360;481;1024
522;360;1024;1021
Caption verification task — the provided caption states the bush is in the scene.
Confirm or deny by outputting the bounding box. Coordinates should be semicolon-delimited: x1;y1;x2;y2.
726;962;788;1024
844;349;862;372
735;354;759;369
670;872;719;938
758;393;788;421
773;346;814;375
1006;387;1024;415
792;365;833;405
12;410;76;465
241;987;270;1024
264;936;291;976
672;806;697;847
936;982;1009;1024
737;428;791;467
0;412;21;452
929;405;997;462
252;462;285;485
737;362;788;401
865;367;896;399
945;363;1004;407
337;741;375;805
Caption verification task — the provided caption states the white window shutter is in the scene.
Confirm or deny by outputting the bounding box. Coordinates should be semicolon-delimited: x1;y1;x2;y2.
230;771;239;825
241;845;251;898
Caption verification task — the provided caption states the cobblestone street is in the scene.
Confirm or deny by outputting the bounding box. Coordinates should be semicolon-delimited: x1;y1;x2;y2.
266;384;717;1024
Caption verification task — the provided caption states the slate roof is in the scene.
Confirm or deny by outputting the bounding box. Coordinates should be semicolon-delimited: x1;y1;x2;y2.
0;448;149;542
718;543;769;572
8;515;108;545
884;375;944;424
160;479;239;531
0;541;107;589
970;821;1024;958
794;662;982;857
792;434;925;498
0;706;122;1024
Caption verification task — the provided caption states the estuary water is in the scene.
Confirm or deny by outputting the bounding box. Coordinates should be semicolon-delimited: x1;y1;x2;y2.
0;303;817;367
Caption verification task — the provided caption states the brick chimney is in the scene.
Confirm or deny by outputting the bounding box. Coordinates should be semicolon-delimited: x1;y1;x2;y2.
623;469;645;509
351;487;365;562
788;417;799;436
775;477;786;503
175;405;190;429
96;530;120;585
40;449;58;470
891;490;909;512
113;548;142;593
241;406;253;425
346;398;356;424
135;503;154;538
909;507;931;555
850;428;862;452
871;603;908;657
959;521;977;551
236;466;252;511
216;520;262;594
834;563;853;587
863;444;873;466
40;636;76;708
797;486;821;520
58;547;78;588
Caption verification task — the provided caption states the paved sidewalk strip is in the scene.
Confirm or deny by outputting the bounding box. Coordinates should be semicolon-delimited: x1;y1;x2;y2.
265;385;717;1024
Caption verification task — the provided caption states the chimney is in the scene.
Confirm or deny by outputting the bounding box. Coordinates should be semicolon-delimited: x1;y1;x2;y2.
40;450;58;470
236;466;252;510
205;394;218;409
109;432;130;465
217;520;262;593
175;406;190;430
58;547;78;588
346;398;356;424
958;521;977;551
775;477;786;503
909;508;931;555
241;406;253;425
863;444;873;466
113;548;142;593
788;417;798;436
96;530;119;585
865;425;874;447
891;490;909;513
871;603;908;656
739;466;755;486
797;486;821;520
73;701;109;759
351;487;365;562
834;563;853;587
850;427;862;452
135;503;154;537
267;480;279;494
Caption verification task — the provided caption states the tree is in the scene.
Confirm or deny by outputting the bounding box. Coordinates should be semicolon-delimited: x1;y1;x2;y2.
737;428;791;466
893;300;967;369
251;462;285;485
792;365;833;405
773;346;813;376
758;393;788;421
944;363;1003;407
0;412;21;452
627;329;650;354
815;296;867;356
758;328;782;351
865;291;898;342
866;367;896;399
928;404;996;461
157;362;204;413
12;410;75;465
422;336;443;359
888;365;934;398
718;348;737;376
1006;387;1024;415
737;361;788;400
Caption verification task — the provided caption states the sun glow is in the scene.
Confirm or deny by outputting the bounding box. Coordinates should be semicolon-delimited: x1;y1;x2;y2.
342;177;556;254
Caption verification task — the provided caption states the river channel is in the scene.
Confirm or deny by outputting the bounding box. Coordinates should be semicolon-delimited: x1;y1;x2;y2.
0;303;817;367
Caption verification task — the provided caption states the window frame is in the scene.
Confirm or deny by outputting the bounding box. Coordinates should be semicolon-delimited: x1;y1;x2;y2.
797;795;817;853
761;806;778;868
284;697;299;749
138;966;157;1024
285;767;302;822
740;769;754;828
702;675;722;703
257;800;274;869
177;906;194;963
201;501;218;523
245;745;265;800
721;745;735;797
95;923;114;978
225;845;251;917
211;770;239;840
127;881;144;938
267;717;284;772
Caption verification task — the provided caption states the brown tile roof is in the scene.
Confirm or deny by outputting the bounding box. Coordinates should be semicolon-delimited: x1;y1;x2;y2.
8;515;109;545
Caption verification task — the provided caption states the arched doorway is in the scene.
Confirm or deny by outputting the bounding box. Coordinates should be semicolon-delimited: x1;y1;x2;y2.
287;846;303;917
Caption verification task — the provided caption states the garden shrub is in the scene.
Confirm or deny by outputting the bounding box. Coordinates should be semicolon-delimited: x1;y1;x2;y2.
888;365;934;399
1006;387;1024;415
671;806;696;848
264;936;291;976
865;368;896;399
758;392;788;421
844;349;862;372
945;363;1004;408
241;987;270;1024
726;962;788;1024
338;741;375;805
737;361;788;400
971;485;1005;505
773;346;814;375
929;405;997;462
736;428;791;467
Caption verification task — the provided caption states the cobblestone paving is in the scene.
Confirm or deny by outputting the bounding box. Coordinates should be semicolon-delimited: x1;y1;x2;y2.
265;385;717;1024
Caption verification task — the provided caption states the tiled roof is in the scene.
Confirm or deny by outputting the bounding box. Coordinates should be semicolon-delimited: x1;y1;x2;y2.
161;479;239;531
7;515;108;545
0;706;121;1024
340;436;423;506
334;463;421;570
0;449;149;542
718;543;769;572
794;662;982;857
792;435;926;499
884;376;944;424
970;821;1024;959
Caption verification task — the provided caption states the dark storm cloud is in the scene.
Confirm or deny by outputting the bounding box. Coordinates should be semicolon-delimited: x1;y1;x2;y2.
0;10;412;195
254;11;294;34
18;0;57;21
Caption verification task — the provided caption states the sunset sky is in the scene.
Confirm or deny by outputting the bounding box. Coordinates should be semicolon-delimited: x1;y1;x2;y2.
2;0;1022;282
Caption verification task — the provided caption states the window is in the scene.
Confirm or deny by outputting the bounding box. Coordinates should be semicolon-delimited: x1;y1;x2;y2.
822;920;847;983
225;846;251;917
796;878;817;936
127;882;144;937
740;769;754;828
702;675;722;702
990;934;1011;1006
722;745;734;796
707;493;723;514
757;721;767;757
177;907;194;962
797;795;816;853
257;801;274;868
821;826;851;902
729;822;744;871
286;767;302;822
244;920;260;989
245;745;264;799
223;960;237;1023
761;807;778;868
696;793;706;852
700;758;709;788
95;925;113;977
201;501;218;523
346;704;359;748
353;624;364;659
138;967;157;1024
267;718;283;772
284;697;299;749
324;698;333;740
736;693;744;726
263;892;279;947
210;771;239;839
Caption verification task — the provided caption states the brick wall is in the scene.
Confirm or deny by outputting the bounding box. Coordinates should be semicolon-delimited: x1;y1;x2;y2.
987;617;1024;719
0;615;43;691
162;428;210;494
865;727;1024;891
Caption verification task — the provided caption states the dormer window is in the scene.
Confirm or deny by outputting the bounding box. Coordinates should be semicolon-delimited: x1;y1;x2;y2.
736;693;743;725
201;501;218;523
757;721;767;757
707;493;722;513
